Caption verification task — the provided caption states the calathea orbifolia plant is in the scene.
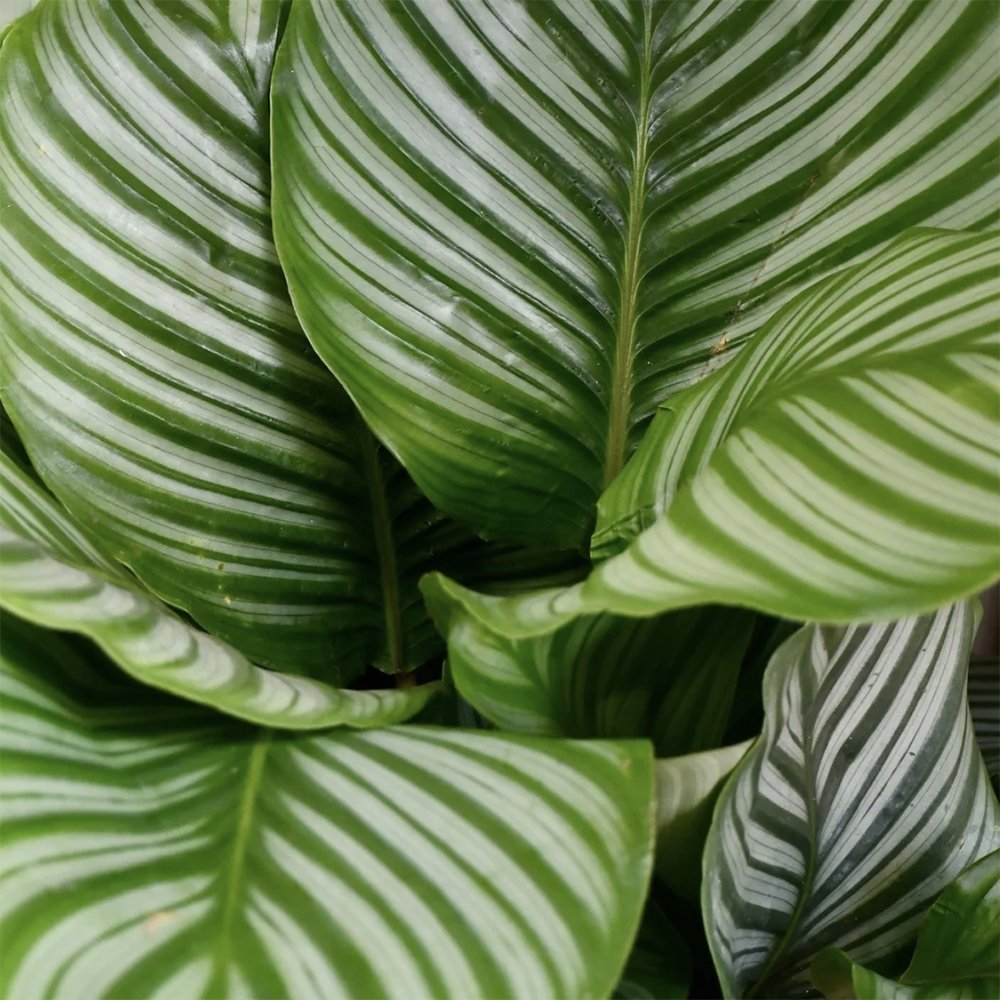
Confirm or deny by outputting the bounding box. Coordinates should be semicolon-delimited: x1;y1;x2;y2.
0;1;997;997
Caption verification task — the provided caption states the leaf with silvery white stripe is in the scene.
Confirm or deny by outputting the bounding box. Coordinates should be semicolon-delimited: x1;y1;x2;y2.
0;0;566;684
0;447;437;729
422;228;1000;641
702;602;1000;998
0;616;654;1000
271;0;998;550
810;850;1000;999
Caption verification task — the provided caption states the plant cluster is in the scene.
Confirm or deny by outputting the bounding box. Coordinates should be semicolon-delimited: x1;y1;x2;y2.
0;1;998;998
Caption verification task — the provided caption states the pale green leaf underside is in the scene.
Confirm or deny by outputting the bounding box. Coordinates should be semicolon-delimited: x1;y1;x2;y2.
272;0;997;548
423;229;1000;637
654;740;751;901
438;601;754;756
703;604;1000;998
0;448;435;729
1;617;655;1000
0;0;554;682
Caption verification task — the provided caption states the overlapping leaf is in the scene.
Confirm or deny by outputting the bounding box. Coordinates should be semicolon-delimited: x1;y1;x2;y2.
438;601;754;753
613;901;691;1000
702;603;1000;998
654;741;752;901
423;229;1000;637
0;0;568;684
0;615;655;999
811;850;1000;999
0;447;436;728
272;0;998;547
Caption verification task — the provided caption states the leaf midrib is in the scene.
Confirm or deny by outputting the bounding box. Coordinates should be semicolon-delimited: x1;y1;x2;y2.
603;3;655;488
210;729;272;994
359;421;405;673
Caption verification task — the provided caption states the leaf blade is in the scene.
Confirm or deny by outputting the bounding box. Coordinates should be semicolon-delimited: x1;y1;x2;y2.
702;603;1000;997
271;0;998;546
0;616;655;999
423;229;1000;637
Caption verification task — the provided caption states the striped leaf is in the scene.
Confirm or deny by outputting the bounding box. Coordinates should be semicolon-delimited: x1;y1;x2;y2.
271;0;998;548
702;603;1000;998
0;614;655;999
811;850;1000;999
654;741;752;901
969;657;999;782
437;601;754;754
0;0;567;684
422;229;1000;639
0;445;437;729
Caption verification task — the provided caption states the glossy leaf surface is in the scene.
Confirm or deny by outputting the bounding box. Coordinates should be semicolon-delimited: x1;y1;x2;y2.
0;0;560;682
0;616;655;999
0;447;436;728
812;850;1000;999
423;229;1000;637
272;0;998;547
703;604;1000;997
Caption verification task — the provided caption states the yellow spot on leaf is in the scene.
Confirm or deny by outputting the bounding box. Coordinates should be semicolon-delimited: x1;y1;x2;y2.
143;911;175;935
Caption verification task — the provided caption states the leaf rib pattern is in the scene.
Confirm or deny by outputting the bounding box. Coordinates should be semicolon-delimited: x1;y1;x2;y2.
0;0;572;680
0;0;375;673
423;229;1000;635
1;618;654;999
439;601;755;756
703;603;1000;997
0;447;438;728
272;0;998;546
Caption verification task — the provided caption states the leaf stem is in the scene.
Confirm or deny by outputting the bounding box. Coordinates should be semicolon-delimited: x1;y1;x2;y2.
358;420;405;673
604;2;654;487
210;729;272;994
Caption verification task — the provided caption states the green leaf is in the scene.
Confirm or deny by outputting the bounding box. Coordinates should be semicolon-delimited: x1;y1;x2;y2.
0;448;436;729
813;851;1000;998
422;229;1000;637
0;0;566;683
271;0;998;548
438;601;755;755
654;741;752;902
614;900;691;1000
0;613;655;999
702;603;1000;998
901;849;1000;992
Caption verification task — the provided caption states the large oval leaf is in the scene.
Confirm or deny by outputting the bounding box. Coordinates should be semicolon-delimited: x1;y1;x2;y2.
702;603;1000;998
271;0;997;547
423;229;1000;637
0;615;654;999
0;0;564;682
